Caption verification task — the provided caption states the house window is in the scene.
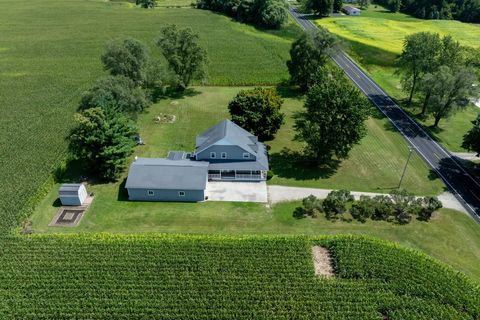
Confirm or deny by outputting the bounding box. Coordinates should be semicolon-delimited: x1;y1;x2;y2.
243;153;250;159
210;152;216;159
221;152;227;159
178;191;185;197
147;190;154;196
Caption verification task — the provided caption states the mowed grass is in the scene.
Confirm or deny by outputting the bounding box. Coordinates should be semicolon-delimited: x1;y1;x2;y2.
0;0;299;229
315;5;480;151
32;86;442;224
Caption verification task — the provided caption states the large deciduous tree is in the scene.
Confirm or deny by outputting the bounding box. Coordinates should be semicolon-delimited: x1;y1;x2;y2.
287;28;339;91
462;114;480;156
294;66;370;162
258;0;289;29
79;75;149;117
101;38;150;85
397;32;442;106
303;0;333;16
156;25;208;90
421;66;477;127
333;0;342;12
228;87;285;141
69;108;137;181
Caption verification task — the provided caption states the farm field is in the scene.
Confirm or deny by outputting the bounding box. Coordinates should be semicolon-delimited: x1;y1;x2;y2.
0;0;299;230
0;234;478;319
315;5;480;151
31;192;480;283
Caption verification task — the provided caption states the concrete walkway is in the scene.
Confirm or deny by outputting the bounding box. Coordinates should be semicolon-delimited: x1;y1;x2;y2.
267;185;468;214
207;181;268;203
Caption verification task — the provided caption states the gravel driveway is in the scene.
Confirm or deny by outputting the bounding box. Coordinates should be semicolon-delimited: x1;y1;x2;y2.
268;185;468;214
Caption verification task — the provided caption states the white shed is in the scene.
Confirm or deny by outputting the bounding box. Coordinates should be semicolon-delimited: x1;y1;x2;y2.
59;183;88;206
343;6;361;15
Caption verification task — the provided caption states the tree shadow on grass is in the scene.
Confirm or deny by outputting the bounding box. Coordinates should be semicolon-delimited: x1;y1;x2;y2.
275;84;305;100
54;159;90;184
162;87;201;100
270;148;340;181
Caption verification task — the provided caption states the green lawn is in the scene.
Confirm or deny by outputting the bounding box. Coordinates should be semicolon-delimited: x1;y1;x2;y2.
0;0;300;230
315;5;480;152
29;86;443;233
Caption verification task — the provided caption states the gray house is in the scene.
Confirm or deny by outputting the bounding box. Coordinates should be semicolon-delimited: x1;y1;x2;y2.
125;119;268;202
195;119;268;181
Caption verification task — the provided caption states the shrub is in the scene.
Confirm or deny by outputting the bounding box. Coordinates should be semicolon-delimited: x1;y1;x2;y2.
302;195;322;218
418;196;443;221
228;87;285;141
350;196;375;223
323;189;354;220
371;195;395;220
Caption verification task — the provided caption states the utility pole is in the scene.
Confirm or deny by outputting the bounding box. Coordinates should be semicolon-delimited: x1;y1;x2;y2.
398;146;414;189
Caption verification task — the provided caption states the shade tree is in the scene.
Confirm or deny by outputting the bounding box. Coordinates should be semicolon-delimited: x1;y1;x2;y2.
287;28;339;91
294;66;370;163
101;38;150;85
68;108;137;181
157;25;208;91
79;75;149;118
228;87;285;141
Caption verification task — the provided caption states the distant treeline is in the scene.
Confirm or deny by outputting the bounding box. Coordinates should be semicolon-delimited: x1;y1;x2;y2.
196;0;288;29
374;0;480;22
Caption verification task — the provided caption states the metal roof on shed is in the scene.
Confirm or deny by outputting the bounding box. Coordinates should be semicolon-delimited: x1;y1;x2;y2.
125;158;209;190
59;184;83;193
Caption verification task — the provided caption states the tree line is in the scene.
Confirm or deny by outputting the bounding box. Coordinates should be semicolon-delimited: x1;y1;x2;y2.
196;0;288;29
374;0;480;23
396;32;479;155
68;25;207;181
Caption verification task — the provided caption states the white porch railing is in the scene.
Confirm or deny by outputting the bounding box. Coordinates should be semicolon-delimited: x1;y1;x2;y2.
235;174;261;180
208;173;263;180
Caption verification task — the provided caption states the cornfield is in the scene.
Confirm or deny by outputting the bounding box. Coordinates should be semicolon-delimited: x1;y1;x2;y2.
0;234;478;319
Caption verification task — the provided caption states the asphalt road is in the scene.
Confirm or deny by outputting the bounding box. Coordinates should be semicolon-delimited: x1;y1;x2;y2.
289;8;480;222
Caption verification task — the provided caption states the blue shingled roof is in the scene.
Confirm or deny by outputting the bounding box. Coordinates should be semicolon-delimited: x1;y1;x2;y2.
195;120;261;157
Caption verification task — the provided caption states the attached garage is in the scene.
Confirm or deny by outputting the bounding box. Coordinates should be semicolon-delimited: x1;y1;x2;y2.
125;158;209;202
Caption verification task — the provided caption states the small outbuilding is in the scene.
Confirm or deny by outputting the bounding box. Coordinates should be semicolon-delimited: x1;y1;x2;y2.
59;183;88;206
343;6;361;15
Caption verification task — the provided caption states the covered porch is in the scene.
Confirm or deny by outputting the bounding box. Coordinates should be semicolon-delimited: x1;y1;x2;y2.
208;170;266;181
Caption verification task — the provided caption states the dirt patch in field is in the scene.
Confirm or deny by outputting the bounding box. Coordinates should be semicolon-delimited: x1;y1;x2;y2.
312;246;334;278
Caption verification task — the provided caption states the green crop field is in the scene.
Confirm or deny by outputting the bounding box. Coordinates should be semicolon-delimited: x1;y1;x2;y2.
315;5;480;152
0;234;478;319
0;0;299;230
